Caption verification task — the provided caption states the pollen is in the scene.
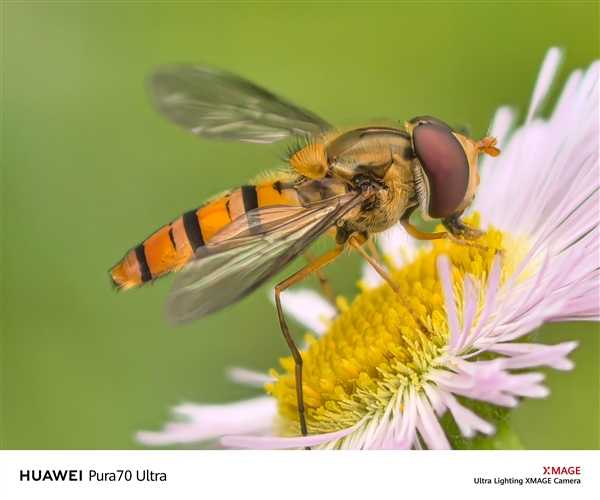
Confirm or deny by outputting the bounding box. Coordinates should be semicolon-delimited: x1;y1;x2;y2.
266;214;513;436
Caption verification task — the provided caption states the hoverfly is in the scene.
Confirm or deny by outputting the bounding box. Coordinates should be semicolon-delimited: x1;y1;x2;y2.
110;66;500;437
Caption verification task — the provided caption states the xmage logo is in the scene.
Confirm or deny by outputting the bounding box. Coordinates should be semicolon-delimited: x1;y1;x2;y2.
543;466;581;475
19;470;83;481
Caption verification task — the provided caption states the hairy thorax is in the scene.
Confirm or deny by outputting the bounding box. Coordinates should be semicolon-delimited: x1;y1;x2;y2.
345;162;415;234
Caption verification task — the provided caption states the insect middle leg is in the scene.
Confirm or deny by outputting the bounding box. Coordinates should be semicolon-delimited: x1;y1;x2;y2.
274;246;344;442
366;237;382;261
347;234;399;292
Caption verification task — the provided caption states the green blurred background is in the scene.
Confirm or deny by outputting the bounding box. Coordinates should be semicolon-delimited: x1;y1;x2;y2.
1;1;598;449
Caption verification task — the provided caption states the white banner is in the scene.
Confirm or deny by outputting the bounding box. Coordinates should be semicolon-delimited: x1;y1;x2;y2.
0;451;598;499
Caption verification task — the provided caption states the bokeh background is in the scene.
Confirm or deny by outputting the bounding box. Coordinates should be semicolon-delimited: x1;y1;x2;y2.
1;1;598;449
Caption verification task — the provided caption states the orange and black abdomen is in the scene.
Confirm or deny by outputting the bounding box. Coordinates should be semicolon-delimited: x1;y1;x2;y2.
110;182;299;290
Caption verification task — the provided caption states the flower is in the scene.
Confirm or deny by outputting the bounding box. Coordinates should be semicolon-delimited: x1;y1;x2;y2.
137;48;599;449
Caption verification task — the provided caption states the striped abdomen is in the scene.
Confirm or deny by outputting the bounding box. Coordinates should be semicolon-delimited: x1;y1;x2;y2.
110;181;305;290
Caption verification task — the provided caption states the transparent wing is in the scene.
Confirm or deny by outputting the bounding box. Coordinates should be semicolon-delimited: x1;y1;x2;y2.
166;192;366;324
149;65;331;144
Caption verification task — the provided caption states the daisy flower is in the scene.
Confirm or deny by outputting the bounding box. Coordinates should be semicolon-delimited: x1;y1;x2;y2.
137;48;599;449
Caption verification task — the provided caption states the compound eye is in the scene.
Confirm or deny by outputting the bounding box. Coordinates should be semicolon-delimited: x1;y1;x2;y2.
408;116;453;131
413;121;469;219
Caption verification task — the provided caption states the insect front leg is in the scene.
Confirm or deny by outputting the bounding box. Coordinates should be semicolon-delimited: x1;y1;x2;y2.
441;213;496;252
442;213;484;240
400;207;491;252
400;206;448;241
400;218;448;241
274;246;344;446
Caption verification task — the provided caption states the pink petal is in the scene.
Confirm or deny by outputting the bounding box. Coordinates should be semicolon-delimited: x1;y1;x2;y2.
489;341;578;371
415;392;450;450
391;390;418;449
526;47;563;122
137;397;275;446
455;275;479;352
437;255;460;345
220;421;362;449
440;391;494;438
227;367;274;387
470;255;502;345
487;106;516;151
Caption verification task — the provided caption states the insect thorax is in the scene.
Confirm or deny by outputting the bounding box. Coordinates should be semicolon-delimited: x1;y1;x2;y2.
347;162;416;235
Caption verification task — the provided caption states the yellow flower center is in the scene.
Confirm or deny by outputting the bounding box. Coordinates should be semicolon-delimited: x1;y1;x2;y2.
267;215;521;436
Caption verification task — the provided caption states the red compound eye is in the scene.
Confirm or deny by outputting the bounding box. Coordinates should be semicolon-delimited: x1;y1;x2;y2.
412;121;469;219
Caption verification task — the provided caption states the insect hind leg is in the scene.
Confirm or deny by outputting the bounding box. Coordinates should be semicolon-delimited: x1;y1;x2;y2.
274;246;343;448
303;250;337;308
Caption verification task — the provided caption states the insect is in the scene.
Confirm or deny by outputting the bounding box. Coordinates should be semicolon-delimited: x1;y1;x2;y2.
110;66;500;438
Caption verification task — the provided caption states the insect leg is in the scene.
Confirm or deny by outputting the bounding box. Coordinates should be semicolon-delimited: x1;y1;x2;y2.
348;234;399;292
399;205;448;241
366;237;382;261
400;213;448;242
401;208;496;252
442;214;484;240
275;246;344;443
442;214;499;253
402;215;490;251
400;219;448;241
304;250;338;309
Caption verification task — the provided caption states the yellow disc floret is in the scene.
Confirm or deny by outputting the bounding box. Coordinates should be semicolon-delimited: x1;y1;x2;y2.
267;214;508;436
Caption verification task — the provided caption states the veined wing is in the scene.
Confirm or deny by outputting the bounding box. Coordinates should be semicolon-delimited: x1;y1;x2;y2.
149;66;331;144
166;191;367;324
